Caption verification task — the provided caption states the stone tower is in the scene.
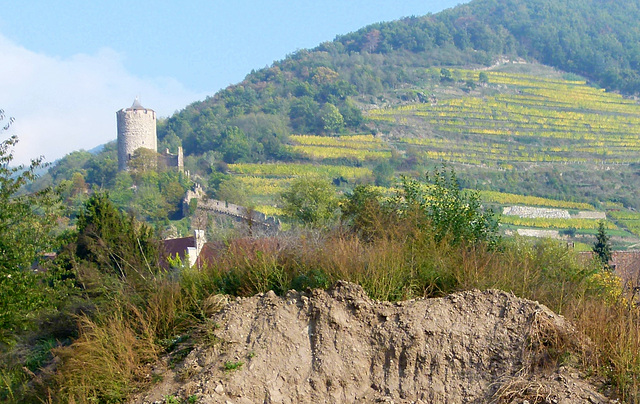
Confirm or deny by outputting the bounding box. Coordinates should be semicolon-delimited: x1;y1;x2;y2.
116;97;157;171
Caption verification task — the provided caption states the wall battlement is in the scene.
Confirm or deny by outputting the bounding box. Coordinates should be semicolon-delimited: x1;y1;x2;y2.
183;185;281;230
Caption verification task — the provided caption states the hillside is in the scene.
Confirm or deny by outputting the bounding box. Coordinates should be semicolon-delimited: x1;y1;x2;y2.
35;0;640;245
7;2;640;403
159;0;640;155
143;0;640;216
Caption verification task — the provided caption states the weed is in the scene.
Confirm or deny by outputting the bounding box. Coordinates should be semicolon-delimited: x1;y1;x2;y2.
163;393;198;403
223;360;244;372
151;373;163;384
160;334;190;353
164;395;180;404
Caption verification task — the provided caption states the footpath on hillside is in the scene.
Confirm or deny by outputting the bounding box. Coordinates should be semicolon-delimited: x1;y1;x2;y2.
134;281;608;404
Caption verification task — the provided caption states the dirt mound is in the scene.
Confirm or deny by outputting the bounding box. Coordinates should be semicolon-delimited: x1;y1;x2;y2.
135;282;607;403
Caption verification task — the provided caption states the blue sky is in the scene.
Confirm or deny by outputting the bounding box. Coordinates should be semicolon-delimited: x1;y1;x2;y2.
0;0;464;164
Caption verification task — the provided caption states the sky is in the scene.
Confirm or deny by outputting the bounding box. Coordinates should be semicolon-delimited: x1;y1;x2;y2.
0;0;465;165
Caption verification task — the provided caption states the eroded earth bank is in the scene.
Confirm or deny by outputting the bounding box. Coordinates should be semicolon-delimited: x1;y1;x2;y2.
134;281;607;404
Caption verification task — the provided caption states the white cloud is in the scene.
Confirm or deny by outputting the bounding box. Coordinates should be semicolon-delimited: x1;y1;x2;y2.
0;34;206;165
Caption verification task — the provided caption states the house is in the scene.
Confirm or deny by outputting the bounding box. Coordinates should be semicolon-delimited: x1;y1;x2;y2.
162;230;206;269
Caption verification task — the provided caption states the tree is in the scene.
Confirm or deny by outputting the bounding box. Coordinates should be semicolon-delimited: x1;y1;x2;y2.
593;220;612;270
320;103;345;134
128;147;159;178
373;160;394;187
289;96;320;133
76;192;159;280
218;126;252;163
0;111;63;345
215;177;249;206
340;184;391;240
394;167;499;246
281;176;338;227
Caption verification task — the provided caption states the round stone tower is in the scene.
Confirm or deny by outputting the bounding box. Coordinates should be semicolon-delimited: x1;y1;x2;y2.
116;97;157;171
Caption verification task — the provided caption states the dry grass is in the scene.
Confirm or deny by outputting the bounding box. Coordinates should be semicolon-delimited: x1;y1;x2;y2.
568;296;640;402
492;377;555;404
52;307;158;403
34;216;640;403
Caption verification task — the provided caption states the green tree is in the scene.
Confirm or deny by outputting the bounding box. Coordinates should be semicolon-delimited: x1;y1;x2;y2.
340;184;390;240
593;220;612;270
373;160;394;187
395;167;499;246
128;147;159;179
289;96;320;133
215;177;249;206
281;176;338;227
76;192;159;280
320;103;345;134
0;113;63;345
440;68;454;83
218;126;251;163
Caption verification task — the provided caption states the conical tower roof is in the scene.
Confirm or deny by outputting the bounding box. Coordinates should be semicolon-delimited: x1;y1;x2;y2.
130;96;145;110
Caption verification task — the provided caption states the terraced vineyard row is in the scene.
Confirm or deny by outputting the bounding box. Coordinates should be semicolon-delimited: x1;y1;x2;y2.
367;70;640;166
224;69;640;241
500;216;616;230
608;211;640;237
229;163;372;179
288;134;392;161
478;190;595;210
227;163;373;216
226;162;636;240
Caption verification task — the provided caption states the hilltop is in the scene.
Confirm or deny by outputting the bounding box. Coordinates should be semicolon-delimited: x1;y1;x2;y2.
159;0;640;153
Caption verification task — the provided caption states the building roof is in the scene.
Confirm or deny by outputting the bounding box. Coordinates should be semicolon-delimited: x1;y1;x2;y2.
161;235;196;268
195;241;227;269
124;96;153;111
579;250;640;286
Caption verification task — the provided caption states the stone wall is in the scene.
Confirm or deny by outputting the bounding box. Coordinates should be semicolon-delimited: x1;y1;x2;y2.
159;147;184;170
574;211;607;220
516;229;561;239
503;205;606;220
502;206;571;219
183;185;281;231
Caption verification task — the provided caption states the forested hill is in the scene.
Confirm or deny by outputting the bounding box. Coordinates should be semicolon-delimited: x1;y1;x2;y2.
158;0;640;161
337;0;640;94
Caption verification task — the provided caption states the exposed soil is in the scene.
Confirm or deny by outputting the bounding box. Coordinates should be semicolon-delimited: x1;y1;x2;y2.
134;281;608;404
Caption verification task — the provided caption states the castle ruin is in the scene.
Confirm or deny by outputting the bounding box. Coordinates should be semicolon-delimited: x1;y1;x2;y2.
116;97;183;171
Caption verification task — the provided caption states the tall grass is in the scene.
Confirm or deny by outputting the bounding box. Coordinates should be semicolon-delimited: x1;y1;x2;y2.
194;227;639;401
31;221;640;403
52;309;158;403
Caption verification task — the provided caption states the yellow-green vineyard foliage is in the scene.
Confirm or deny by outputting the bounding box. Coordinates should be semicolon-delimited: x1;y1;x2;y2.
289;134;392;161
479;190;594;210
608;210;640;237
367;70;640;166
235;177;290;196
254;205;283;217
290;134;385;148
501;216;617;230
228;163;373;180
608;210;640;221
289;145;392;161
